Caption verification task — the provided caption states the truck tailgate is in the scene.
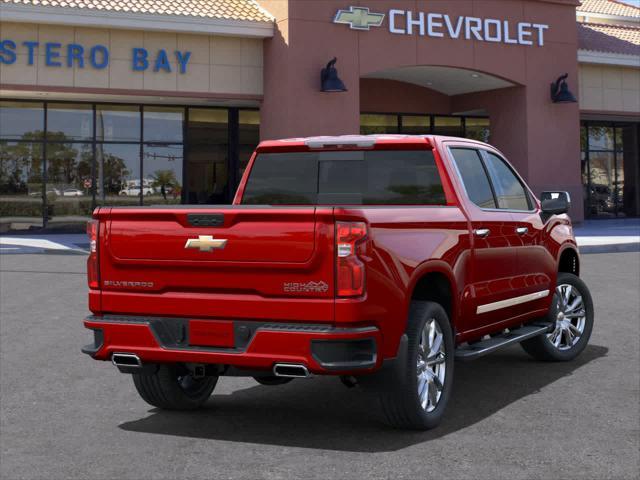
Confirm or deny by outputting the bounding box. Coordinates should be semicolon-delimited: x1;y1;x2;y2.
96;206;336;322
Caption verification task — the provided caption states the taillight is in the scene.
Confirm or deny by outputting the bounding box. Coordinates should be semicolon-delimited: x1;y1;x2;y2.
87;219;99;289
336;221;367;298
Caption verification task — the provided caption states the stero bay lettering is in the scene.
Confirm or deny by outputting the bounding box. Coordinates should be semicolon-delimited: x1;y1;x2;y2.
0;40;192;73
132;48;191;73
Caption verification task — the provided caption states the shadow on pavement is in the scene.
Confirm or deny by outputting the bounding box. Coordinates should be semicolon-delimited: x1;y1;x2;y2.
119;344;607;452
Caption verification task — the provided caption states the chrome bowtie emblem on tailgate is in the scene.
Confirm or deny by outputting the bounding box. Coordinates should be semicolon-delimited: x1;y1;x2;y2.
184;235;228;252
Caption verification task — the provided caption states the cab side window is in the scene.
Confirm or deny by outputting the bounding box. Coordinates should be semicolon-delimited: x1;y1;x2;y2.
482;152;531;211
450;148;496;209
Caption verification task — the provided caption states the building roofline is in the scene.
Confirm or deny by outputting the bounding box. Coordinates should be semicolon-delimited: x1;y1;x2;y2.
577;11;640;24
578;49;640;67
0;3;275;38
576;0;640;22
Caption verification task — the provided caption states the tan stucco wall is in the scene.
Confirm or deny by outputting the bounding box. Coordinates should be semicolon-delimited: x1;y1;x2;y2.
579;63;640;114
0;22;263;96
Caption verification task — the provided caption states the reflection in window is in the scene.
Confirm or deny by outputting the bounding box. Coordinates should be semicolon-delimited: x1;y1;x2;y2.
588;151;616;217
96;143;141;206
47;103;93;141
433;116;463;136
47;143;92;193
242;151;445;206
450;148;496;209
239;110;260;183
360;113;490;141
401;115;430;135
582;122;639;218
588;126;614;151
46;143;94;226
186;108;229;204
0;101;44;140
0;99;272;229
143;144;183;204
483;152;530;210
143;107;183;143
360;114;399;135
0;141;44;229
97;105;140;142
465;118;491;143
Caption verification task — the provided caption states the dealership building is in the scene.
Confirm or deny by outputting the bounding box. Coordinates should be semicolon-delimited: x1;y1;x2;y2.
0;0;638;231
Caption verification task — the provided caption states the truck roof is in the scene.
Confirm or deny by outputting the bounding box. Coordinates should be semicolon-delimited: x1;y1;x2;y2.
256;134;490;151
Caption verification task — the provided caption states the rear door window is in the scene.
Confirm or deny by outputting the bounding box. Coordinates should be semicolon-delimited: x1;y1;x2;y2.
482;152;531;210
241;150;446;205
450;148;496;208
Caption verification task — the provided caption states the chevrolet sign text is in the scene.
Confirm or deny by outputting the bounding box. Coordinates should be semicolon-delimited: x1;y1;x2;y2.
334;6;549;46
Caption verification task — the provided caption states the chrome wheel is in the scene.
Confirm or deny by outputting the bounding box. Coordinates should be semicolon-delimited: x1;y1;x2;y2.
547;283;586;351
417;318;446;412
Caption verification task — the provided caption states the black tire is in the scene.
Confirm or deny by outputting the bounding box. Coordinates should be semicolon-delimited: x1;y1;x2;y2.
378;301;455;430
253;376;293;386
521;272;594;362
132;364;218;410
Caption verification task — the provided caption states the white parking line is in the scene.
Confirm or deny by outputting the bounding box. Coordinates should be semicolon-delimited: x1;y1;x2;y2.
576;236;640;246
0;238;71;250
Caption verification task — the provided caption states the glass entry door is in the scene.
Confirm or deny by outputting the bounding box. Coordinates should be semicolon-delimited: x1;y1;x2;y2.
582;122;639;218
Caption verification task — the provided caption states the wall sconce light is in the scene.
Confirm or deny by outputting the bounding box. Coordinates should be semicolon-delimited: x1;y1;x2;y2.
321;57;348;92
550;73;577;104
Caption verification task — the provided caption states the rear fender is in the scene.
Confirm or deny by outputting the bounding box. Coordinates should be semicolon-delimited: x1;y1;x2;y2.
406;260;460;333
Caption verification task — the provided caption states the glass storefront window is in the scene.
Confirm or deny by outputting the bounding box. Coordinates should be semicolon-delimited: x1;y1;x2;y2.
97;143;141;206
433;116;463;136
186;108;229;204
47;103;93;141
143;107;183;143
361;113;490;143
239;110;260;181
401;115;430;135
143;144;183;204
0;141;44;230
588;126;614;151
0;101;44;140
465;118;491;143
96;105;141;142
46;143;93;227
0;100;262;230
47;143;93;194
361;114;399;135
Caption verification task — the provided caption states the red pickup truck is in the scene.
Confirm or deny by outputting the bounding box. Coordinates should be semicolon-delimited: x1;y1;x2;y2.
82;135;593;430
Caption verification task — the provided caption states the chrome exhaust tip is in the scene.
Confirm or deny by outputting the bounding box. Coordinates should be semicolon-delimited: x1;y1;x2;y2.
273;363;310;378
111;352;142;368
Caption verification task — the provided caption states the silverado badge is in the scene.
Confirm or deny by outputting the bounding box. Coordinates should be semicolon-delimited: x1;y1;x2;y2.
184;235;228;252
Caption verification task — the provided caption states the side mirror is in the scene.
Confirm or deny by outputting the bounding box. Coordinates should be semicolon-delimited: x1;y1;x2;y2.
541;191;571;216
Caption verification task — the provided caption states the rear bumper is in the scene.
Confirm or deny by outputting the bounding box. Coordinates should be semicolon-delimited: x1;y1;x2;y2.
82;315;381;375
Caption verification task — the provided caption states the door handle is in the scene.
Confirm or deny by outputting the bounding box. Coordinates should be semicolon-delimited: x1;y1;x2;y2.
474;228;491;238
516;227;529;235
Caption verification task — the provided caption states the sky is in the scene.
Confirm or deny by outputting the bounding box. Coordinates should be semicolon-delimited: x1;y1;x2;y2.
617;0;640;7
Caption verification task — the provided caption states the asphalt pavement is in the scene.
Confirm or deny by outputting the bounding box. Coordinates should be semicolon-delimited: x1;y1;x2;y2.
0;252;638;480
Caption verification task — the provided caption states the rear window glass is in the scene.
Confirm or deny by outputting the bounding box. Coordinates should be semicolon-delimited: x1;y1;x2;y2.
241;150;446;205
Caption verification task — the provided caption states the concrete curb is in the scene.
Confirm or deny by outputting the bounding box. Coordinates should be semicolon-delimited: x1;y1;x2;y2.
579;243;640;254
42;248;88;255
